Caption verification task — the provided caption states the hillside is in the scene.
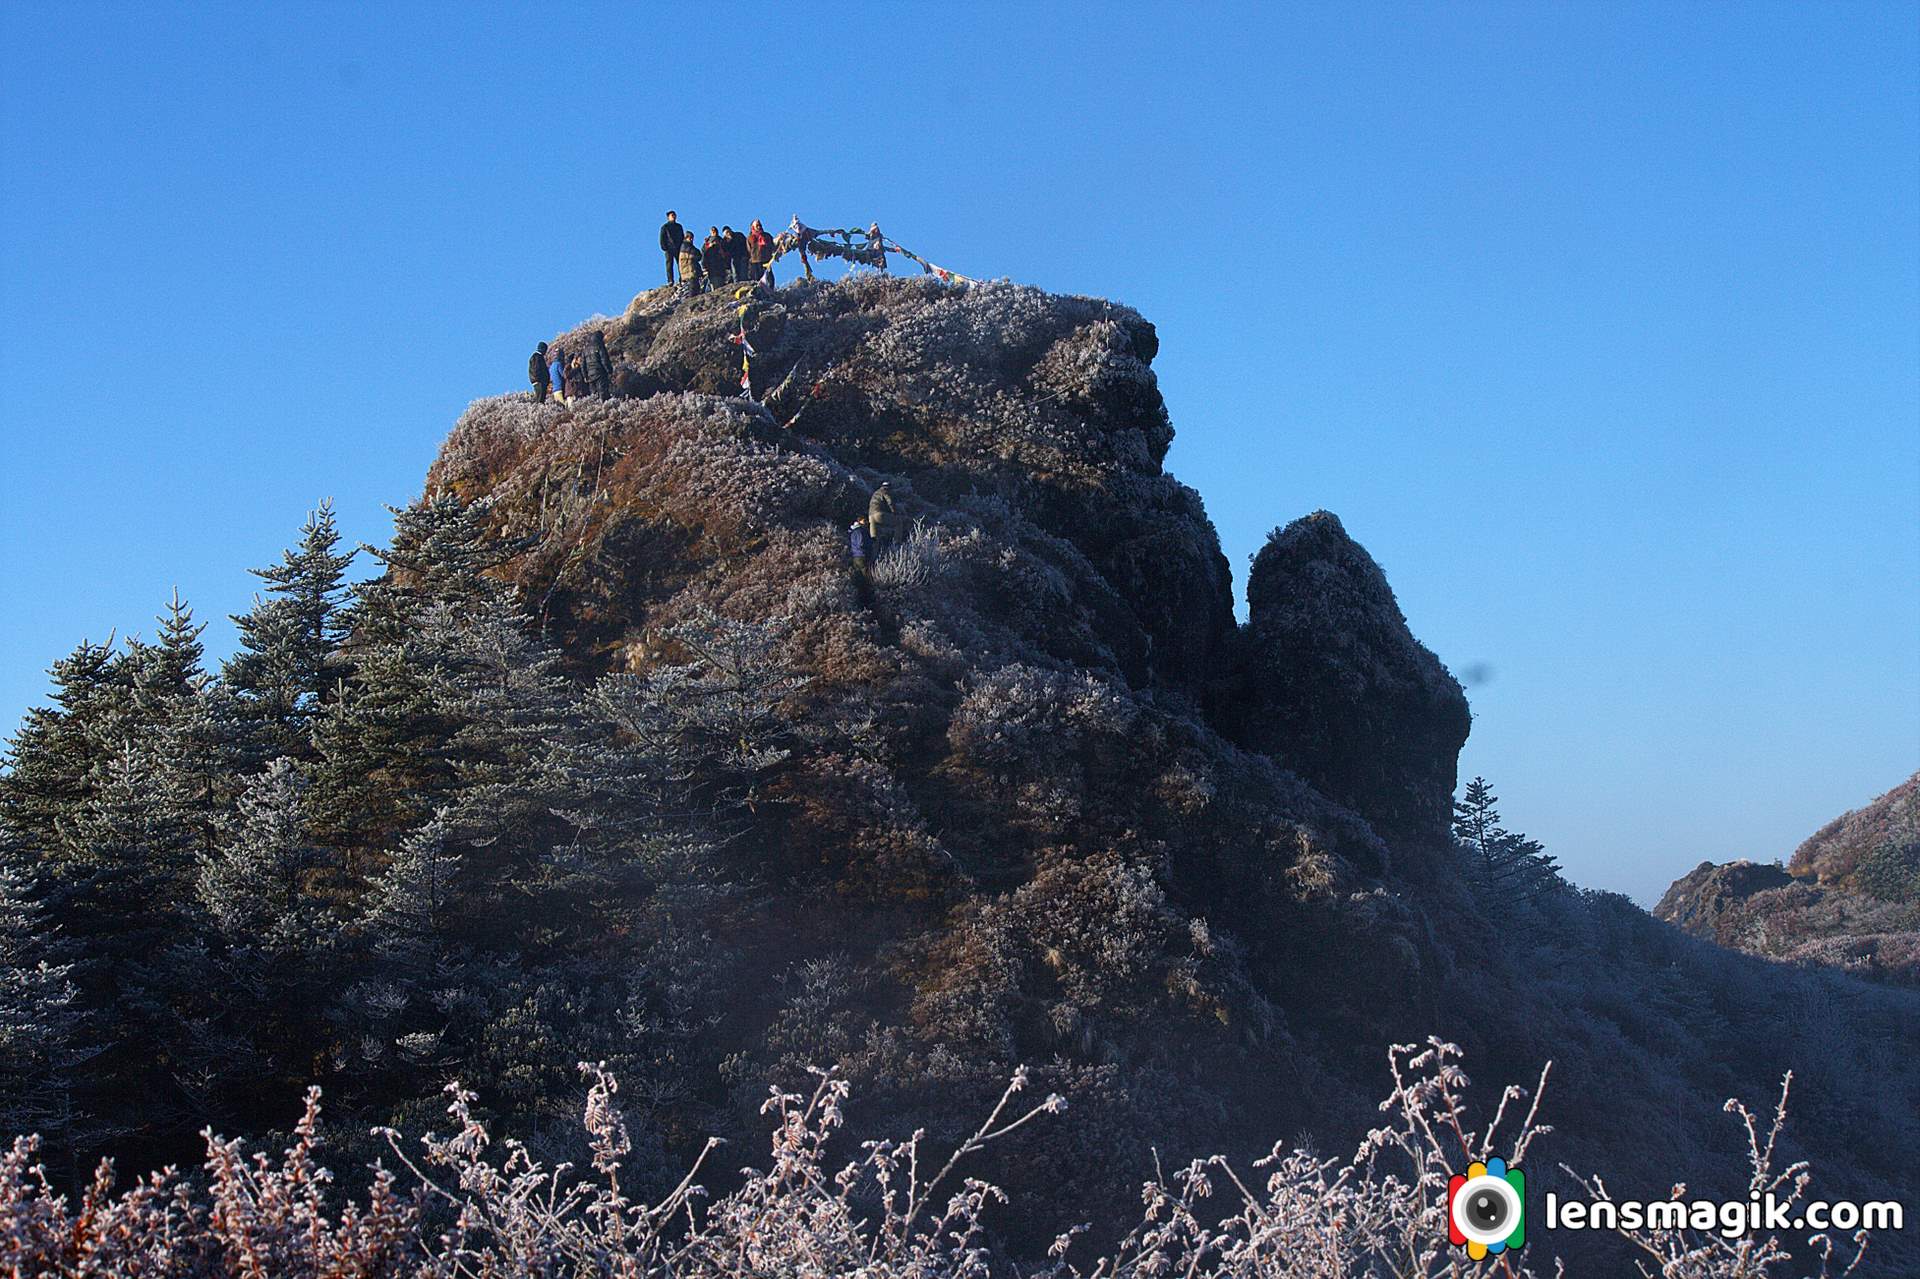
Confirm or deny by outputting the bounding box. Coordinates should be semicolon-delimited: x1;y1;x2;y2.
4;274;1916;1273
1657;773;1920;986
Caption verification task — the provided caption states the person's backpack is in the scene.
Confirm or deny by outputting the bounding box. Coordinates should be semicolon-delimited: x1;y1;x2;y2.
529;351;547;384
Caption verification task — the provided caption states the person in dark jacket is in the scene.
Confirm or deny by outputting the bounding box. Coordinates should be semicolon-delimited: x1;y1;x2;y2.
660;211;685;285
746;219;775;282
529;341;551;403
849;518;875;601
702;228;728;288
584;329;613;398
678;237;703;296
725;226;749;283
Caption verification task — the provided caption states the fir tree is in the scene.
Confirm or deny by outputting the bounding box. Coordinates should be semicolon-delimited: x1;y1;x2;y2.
308;494;519;857
362;810;462;946
225;501;356;749
351;493;530;639
0;850;93;1150
1452;776;1562;903
136;590;208;711
158;678;258;861
0;638;125;850
198;758;331;950
589;612;808;824
31;740;214;1156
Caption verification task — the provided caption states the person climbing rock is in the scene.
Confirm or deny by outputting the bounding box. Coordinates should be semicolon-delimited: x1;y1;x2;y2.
660;211;685;285
529;341;551;403
549;345;567;406
678;236;703;297
849;517;875;601
725;225;750;284
867;482;895;551
747;219;775;283
702;228;729;289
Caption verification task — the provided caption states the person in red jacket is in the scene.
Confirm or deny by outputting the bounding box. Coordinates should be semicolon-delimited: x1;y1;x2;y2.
746;219;775;283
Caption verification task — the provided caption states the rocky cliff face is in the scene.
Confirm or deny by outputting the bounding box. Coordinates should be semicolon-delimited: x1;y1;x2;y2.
1655;859;1795;938
435;278;1467;861
1790;771;1920;886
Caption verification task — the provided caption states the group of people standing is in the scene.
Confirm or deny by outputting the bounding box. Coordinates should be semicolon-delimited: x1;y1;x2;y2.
661;211;777;294
528;329;614;406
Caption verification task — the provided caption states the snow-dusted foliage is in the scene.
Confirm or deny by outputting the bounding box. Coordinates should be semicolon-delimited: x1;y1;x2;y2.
646;428;842;543
871;519;949;592
1566;1072;1870;1279
197;757;330;948
0;1044;1871;1278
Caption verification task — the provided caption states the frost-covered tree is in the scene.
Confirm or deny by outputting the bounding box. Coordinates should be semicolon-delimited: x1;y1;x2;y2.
157;677;259;860
127;590;207;717
225;501;356;748
198;758;331;950
33;739;216;1153
310;493;528;863
352;493;529;636
412;594;608;935
310;645;452;862
589;611;809;826
362;810;462;947
0;852;91;1149
49;742;199;944
0;638;125;850
1452;776;1562;904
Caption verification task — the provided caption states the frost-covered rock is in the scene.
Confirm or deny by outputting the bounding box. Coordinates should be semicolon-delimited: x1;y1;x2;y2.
1236;511;1470;852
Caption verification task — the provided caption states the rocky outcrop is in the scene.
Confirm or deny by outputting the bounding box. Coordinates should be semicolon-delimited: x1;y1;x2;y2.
1232;512;1470;852
1655;858;1795;940
1790;771;1920;887
1655;775;1920;986
423;279;1437;1221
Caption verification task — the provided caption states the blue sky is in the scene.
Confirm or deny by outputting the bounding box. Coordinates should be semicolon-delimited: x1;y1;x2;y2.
2;2;1915;904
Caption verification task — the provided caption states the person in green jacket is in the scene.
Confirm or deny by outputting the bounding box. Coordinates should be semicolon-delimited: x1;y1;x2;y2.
867;481;895;551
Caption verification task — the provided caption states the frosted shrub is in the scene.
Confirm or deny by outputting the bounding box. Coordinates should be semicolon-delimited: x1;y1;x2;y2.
949;663;1138;777
0;1088;425;1277
1;1042;1874;1276
1565;1072;1869;1279
649;431;842;542
873;519;948;592
432;395;568;488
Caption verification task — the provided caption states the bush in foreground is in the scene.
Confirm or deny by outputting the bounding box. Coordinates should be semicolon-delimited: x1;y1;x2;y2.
0;1041;1868;1278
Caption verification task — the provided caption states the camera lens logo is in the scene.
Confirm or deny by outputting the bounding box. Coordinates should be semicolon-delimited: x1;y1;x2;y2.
1448;1157;1525;1259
